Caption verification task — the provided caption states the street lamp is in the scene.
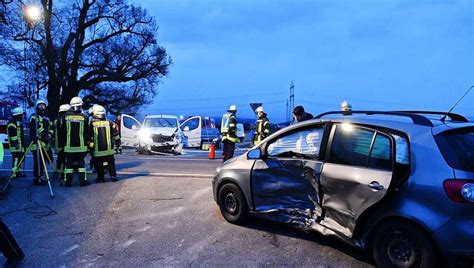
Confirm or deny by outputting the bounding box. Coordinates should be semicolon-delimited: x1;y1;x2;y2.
24;4;42;24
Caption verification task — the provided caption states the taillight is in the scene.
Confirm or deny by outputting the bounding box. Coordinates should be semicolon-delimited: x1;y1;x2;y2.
443;179;474;203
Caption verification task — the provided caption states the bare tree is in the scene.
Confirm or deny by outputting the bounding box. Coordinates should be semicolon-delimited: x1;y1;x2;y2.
1;0;170;117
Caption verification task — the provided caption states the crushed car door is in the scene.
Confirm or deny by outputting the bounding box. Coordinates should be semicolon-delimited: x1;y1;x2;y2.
251;124;326;228
318;123;394;237
121;114;142;147
180;116;201;148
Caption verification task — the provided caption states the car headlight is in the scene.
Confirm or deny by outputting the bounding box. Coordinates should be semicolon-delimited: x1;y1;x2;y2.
139;129;151;141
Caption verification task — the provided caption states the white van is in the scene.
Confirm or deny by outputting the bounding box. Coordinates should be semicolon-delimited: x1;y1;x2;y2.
180;116;220;149
120;114;184;154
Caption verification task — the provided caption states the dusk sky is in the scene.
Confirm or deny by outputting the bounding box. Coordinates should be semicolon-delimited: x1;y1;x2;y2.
136;0;473;122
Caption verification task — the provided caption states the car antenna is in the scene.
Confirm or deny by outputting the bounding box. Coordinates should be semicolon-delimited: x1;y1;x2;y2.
440;85;473;122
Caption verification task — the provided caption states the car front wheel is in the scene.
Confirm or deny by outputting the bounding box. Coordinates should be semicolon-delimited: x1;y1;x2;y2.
372;220;438;268
218;183;249;224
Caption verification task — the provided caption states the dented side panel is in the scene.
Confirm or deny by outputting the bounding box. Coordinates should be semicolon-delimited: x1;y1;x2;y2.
251;158;323;228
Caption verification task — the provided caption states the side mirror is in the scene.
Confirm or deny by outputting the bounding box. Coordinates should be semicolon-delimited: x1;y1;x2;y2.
247;148;262;160
183;126;190;132
132;125;138;131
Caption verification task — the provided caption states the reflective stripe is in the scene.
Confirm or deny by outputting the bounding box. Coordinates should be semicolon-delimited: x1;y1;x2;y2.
9;136;18;141
78;168;86;173
92;121;114;157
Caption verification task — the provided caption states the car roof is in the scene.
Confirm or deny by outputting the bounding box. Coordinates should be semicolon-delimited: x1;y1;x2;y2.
282;115;474;138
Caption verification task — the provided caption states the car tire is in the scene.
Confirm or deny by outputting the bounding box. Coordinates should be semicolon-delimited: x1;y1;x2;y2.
218;183;249;224
372;220;438;268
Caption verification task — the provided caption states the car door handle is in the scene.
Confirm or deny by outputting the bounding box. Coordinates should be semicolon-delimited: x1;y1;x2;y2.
368;181;384;191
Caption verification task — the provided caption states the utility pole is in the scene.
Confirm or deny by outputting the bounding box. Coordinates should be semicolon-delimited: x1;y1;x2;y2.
288;81;295;122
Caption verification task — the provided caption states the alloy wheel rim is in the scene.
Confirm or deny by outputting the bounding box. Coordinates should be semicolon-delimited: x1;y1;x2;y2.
224;192;238;214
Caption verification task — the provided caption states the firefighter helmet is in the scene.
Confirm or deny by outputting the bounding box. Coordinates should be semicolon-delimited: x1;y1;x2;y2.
255;106;264;113
12;107;24;116
92;105;106;118
35;99;48;108
59;104;70;113
341;100;352;112
70;96;83;107
228;105;237;112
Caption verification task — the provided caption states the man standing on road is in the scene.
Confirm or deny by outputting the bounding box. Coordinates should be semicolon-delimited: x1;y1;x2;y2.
253;106;270;146
113;115;122;154
7;107;26;178
53;104;70;180
87;105;120;183
221;105;239;162
61;97;89;187
291;106;313;125
29;100;54;186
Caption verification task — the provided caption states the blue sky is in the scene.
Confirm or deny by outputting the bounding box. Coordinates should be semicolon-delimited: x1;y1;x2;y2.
137;0;473;122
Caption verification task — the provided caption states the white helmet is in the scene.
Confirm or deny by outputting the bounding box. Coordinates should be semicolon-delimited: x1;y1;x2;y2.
92;105;106;118
228;105;237;112
59;104;70;113
255;106;264;113
70;96;83;107
12;107;24;116
35;99;48;107
341;100;352;112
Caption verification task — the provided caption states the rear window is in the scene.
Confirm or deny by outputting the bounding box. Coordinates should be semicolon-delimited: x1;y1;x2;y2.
435;127;474;172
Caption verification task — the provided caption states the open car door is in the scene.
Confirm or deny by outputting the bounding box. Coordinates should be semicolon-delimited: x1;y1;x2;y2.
180;116;201;148
121;114;142;148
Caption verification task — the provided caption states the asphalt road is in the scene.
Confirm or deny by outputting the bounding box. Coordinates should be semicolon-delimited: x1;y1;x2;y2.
0;149;373;267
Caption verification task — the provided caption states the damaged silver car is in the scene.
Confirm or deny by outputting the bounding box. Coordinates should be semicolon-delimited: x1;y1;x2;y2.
212;111;474;268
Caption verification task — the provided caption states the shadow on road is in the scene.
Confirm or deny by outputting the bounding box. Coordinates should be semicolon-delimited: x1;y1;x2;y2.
241;217;372;265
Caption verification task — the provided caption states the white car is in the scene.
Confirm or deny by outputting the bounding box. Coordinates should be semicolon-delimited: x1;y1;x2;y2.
120;114;184;155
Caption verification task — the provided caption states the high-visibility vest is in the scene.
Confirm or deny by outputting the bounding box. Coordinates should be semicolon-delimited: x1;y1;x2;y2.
63;112;88;153
7;120;25;153
221;112;231;133
89;120;119;157
29;115;53;151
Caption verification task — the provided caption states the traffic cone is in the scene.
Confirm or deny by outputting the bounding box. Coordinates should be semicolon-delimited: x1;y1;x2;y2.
209;143;215;159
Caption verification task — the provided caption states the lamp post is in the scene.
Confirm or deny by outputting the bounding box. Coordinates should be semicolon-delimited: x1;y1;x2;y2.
23;4;53;197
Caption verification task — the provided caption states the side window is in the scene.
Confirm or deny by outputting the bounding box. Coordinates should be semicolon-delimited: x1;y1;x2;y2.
123;116;139;130
267;127;324;159
329;125;374;167
394;135;409;165
181;118;199;131
368;134;392;170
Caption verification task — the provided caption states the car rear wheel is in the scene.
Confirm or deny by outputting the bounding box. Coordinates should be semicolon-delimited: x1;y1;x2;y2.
372;220;437;268
218;183;249;224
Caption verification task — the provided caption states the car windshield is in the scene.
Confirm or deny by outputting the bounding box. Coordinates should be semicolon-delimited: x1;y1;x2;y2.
144;117;178;128
435;127;474;172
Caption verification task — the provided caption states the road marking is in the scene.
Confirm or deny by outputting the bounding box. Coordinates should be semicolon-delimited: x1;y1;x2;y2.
148;172;213;178
137;157;220;161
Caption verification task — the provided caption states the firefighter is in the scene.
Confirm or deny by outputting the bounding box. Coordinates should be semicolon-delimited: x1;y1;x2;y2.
291;105;313;124
87;105;120;183
341;100;352;115
60;97;89;187
7;107;26;178
253;106;270;146
221;105;239;162
29;100;54;186
53;104;70;180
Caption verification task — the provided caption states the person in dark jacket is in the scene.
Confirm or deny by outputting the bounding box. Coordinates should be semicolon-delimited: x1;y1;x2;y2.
87;105;120;183
291;106;313;125
7;107;26;178
52;104;70;180
221;105;239;162
29;100;54;186
253;106;271;146
60;97;89;187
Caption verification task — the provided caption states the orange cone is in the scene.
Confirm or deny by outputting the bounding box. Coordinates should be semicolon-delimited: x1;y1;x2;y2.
208;143;215;159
